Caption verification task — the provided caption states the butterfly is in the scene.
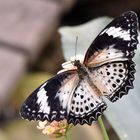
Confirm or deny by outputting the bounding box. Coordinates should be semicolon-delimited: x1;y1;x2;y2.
20;11;139;125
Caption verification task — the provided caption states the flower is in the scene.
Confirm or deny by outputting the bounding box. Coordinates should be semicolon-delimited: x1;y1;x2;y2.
37;119;73;138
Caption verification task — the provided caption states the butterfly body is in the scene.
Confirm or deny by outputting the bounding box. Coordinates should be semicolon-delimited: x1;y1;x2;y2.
20;11;139;125
73;60;89;79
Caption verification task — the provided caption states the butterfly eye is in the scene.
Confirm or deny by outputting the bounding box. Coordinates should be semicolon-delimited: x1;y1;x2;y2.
74;60;80;66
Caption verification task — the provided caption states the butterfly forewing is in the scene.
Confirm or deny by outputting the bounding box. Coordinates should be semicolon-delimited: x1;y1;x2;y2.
20;70;79;122
84;11;138;67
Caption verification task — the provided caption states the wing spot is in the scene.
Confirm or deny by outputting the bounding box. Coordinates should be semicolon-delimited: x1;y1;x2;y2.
90;103;94;107
119;74;123;78
112;84;116;88
74;94;77;97
71;106;74;110
111;76;114;79
85;106;89;111
113;64;117;67
108;79;111;83
80;95;84;99
100;71;103;74
80;108;83;112
105;83;108;86
119;69;124;73
113;73;117;76
84;100;87;103
76;107;79;112
87;98;90;101
107;65;111;68
95;101;99;104
116;79;120;83
72;100;75;104
107;72;110;75
81;88;84;91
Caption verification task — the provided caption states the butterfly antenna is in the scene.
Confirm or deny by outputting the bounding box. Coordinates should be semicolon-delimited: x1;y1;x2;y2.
75;36;78;61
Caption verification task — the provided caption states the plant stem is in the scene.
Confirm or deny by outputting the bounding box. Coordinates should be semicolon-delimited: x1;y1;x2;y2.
56;124;73;140
98;117;110;140
65;134;70;140
55;136;67;140
57;135;69;140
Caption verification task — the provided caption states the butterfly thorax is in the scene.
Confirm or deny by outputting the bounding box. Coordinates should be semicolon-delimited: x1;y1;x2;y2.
74;60;88;79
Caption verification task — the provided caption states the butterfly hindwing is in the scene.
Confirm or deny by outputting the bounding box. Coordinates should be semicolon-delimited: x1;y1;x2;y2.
88;60;135;102
84;11;138;67
20;70;79;122
68;79;107;125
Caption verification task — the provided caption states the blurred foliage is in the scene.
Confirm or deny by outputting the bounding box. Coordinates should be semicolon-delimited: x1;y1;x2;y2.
3;120;53;140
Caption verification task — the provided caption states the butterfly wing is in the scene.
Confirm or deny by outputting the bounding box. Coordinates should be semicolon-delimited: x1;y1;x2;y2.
20;70;79;122
20;69;107;125
68;79;107;125
83;11;138;102
84;11;138;67
88;60;135;102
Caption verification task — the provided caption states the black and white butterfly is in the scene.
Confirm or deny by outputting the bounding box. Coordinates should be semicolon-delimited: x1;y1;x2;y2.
20;11;139;125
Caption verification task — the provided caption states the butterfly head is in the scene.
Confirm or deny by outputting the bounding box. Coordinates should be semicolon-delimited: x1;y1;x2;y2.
73;59;81;67
70;54;84;64
57;54;84;74
70;54;85;72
